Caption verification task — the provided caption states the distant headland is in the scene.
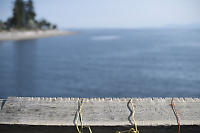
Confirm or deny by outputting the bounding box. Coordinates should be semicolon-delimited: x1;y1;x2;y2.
0;0;74;41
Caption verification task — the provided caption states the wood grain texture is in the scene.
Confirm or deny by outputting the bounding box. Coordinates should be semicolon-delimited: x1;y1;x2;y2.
0;97;199;126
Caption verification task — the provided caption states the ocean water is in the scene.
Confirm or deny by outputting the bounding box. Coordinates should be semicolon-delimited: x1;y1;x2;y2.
0;29;200;98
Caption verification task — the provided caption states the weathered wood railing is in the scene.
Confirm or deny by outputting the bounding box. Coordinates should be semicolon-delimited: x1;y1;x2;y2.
0;97;200;133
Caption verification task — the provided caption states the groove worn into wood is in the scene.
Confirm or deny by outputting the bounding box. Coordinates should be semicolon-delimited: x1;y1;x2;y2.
0;97;199;126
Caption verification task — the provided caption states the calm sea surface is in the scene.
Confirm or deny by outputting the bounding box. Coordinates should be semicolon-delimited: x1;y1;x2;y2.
0;29;200;98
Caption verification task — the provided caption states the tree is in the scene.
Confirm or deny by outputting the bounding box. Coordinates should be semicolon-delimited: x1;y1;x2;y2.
26;0;35;22
0;20;7;30
38;19;51;29
12;0;26;28
52;24;57;29
4;0;56;30
25;0;37;29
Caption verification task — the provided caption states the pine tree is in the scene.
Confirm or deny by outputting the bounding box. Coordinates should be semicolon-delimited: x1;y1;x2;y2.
8;0;54;30
26;0;35;21
12;0;26;28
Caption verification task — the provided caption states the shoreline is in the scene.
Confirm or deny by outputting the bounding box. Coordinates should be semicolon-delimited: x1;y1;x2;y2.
0;30;76;41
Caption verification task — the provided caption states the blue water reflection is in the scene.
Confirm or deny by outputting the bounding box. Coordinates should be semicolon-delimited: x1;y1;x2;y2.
0;29;200;98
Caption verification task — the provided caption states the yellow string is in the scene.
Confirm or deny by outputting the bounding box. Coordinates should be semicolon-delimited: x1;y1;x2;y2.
75;98;93;133
116;99;139;133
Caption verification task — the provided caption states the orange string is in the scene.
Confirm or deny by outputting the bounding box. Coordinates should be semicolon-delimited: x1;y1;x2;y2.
171;98;180;133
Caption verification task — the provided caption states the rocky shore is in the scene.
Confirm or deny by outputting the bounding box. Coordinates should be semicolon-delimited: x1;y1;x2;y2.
0;30;75;41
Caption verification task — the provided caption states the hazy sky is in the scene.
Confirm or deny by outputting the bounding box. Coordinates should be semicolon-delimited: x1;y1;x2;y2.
0;0;200;28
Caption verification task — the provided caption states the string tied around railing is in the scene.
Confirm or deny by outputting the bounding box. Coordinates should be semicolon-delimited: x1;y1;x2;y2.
115;99;139;133
171;98;181;133
75;98;92;133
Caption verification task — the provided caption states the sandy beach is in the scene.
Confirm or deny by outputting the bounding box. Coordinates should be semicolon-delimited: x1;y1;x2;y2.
0;30;75;41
